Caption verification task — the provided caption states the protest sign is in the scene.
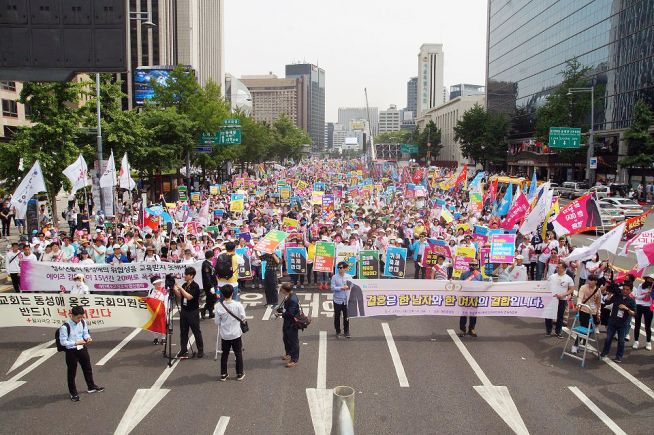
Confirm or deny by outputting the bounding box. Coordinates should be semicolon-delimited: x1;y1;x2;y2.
383;246;407;278
311;191;325;205
346;279;555;319
0;293;167;333
314;242;336;273
335;245;357;275
358;250;380;279
286;247;308;274
282;217;299;229
230;193;245;212
236;247;252;280
489;233;517;263
210;185;220;195
452;246;476;279
20;260;203;292
253;230;288;254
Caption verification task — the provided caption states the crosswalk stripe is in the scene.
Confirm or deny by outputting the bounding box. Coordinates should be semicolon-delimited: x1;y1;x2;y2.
381;323;409;387
568;386;627;435
212;416;230;435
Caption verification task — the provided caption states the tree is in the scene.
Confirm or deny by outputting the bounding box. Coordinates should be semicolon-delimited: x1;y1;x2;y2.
417;121;442;162
454;104;509;170
139;108;196;177
374;130;410;144
271;115;311;162
620;99;654;182
0;80;90;222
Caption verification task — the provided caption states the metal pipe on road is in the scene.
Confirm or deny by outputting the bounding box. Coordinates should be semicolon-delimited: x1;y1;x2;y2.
331;385;355;435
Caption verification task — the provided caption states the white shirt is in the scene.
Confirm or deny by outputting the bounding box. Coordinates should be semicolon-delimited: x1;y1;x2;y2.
6;250;21;273
69;282;90;295
214;300;246;340
548;272;574;300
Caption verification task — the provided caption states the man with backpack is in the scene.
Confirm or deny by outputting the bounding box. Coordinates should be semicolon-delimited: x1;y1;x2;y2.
57;305;104;402
201;250;218;319
216;241;242;301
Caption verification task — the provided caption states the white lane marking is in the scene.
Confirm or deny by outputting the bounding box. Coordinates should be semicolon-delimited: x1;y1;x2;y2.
563;327;654;400
152;336;195;389
213;416;230;435
568;387;627;435
381;323;409;387
447;329;491;386
317;330;327;389
262;305;273;320
7;340;55;373
96;328;141;366
8;348;57;382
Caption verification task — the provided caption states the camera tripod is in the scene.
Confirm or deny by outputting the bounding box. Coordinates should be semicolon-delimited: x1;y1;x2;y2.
163;282;197;366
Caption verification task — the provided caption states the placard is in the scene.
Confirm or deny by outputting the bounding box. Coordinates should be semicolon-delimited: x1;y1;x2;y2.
314;242;336;273
489;233;516;263
383;246;407;278
286;247;307;275
358;250;380;279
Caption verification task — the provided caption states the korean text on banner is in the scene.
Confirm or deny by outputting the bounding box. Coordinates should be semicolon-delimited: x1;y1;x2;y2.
383;246;407;278
313;242;336;273
358;250;380;279
346;279;556;319
20;260;204;292
254;230;288;255
286;247;307;275
489;234;516;263
335;245;357;275
235;247;252;280
452;246;476;279
0;293;167;333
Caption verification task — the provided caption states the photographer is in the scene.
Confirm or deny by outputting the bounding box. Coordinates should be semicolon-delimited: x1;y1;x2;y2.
276;283;300;368
174;267;204;359
59;306;104;402
214;284;246;381
600;281;637;363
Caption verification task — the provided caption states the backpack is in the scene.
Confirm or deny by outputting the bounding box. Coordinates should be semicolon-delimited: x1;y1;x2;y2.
215;253;234;279
55;320;86;352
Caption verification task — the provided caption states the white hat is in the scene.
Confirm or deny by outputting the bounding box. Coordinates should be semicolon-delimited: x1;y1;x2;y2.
645;273;654;279
515;255;524;260
112;244;121;249
74;274;85;280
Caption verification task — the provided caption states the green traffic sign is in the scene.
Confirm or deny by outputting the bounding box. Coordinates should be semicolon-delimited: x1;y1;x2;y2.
218;128;242;145
199;132;219;145
400;143;419;153
224;118;241;126
548;127;581;149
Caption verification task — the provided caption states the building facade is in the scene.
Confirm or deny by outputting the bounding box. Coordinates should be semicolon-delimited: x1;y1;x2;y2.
0;81;31;142
337;107;379;137
285;64;325;149
406;77;418;117
487;0;654;183
449;83;485;100
240;74;308;130
224;74;252;115
379;104;401;133
417;94;486;166
417;43;445;116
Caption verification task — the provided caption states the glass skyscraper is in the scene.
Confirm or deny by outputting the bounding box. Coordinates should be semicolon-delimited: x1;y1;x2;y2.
286;63;326;149
486;0;654;182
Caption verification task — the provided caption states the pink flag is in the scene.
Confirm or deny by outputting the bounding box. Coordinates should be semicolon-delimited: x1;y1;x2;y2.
552;193;601;235
501;191;529;230
636;243;654;268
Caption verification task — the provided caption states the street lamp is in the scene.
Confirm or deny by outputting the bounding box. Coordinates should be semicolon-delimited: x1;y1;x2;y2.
567;86;595;184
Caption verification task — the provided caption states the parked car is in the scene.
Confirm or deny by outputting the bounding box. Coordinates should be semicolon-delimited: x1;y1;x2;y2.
550;182;560;196
589;185;610;199
598;197;644;218
558;181;590;199
595;200;626;228
589;184;631;199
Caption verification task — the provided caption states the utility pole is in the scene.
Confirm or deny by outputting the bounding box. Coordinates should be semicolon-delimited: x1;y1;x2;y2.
96;73;104;210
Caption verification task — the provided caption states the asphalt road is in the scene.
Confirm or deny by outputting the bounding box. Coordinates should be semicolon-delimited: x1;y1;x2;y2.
1;288;653;435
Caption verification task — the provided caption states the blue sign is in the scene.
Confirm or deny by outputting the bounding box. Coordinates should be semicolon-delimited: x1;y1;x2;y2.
286;247;308;274
383;246;407;278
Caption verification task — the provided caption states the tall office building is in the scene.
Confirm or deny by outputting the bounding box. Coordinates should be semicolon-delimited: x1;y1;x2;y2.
124;0;225;107
406;77;418;116
379;105;401;133
449;84;485;100
417;44;445;116
240;74;308;130
338;107;379;136
487;0;654;183
285;64;325;149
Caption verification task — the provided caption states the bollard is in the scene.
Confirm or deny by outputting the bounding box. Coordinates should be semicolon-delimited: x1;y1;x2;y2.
331;385;355;435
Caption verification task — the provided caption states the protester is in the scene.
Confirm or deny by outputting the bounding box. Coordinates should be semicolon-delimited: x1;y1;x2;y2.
632;274;653;351
331;261;352;338
459;261;482;337
59;305;104;402
5;242;21;292
571;275;602;353
545;261;575;338
65;274;90;295
600;282;637;363
214;284;246;381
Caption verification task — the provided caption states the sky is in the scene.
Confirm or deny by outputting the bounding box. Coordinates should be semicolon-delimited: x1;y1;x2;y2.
224;0;488;122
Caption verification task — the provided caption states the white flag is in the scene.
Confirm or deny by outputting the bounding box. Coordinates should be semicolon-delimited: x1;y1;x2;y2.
622;228;654;255
99;150;117;188
62;154;89;194
119;153;136;191
9;160;47;219
564;222;626;262
519;183;552;235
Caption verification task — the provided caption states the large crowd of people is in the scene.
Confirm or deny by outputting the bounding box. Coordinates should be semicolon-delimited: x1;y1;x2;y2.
3;158;653;391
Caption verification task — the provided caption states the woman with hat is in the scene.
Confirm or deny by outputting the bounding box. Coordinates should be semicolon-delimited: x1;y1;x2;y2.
632;273;653;351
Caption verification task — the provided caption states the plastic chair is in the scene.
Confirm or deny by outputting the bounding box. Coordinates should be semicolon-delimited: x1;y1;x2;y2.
560;304;600;368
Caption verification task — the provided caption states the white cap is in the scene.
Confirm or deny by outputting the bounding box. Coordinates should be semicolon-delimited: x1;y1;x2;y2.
112;244;121;249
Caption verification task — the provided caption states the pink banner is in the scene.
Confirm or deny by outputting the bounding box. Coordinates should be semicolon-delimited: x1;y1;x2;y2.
553;194;601;235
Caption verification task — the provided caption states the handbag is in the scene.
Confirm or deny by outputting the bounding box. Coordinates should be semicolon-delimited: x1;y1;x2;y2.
220;301;249;333
292;305;311;330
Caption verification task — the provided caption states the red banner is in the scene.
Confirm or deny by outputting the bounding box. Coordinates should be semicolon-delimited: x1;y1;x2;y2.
623;207;653;240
